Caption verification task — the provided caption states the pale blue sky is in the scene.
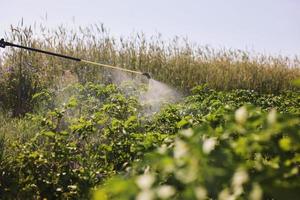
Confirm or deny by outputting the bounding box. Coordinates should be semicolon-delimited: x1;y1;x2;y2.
1;0;300;56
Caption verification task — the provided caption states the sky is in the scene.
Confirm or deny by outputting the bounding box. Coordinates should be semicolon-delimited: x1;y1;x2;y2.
1;0;300;56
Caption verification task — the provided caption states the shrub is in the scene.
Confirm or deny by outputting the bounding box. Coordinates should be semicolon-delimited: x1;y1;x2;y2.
95;107;300;200
1;83;299;199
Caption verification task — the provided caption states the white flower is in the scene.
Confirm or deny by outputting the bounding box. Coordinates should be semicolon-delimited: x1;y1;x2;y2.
194;186;207;200
267;109;277;125
232;168;249;187
157;144;168;154
180;128;194;138
68;185;77;190
202;137;217;154
231;169;249;197
136;174;155;190
136;190;155;200
174;139;188;159
175;168;197;183
249;183;263;200
218;188;235;200
156;185;176;199
235;107;248;124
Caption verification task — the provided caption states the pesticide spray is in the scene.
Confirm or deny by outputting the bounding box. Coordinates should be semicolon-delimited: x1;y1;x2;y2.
140;79;181;114
0;38;181;114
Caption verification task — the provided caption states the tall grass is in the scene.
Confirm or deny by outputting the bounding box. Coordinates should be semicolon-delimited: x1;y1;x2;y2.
0;23;299;115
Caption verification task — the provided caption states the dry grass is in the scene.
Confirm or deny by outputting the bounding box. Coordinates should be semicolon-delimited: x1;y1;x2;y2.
1;23;300;94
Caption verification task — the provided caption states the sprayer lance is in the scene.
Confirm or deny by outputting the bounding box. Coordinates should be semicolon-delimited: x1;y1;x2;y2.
0;38;151;79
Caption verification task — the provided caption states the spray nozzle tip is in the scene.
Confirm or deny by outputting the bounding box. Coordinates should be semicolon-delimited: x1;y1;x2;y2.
142;72;151;79
0;38;6;48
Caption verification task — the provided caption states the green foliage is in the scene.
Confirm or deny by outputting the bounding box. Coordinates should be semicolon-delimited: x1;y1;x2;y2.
96;107;300;200
0;83;300;199
0;83;165;199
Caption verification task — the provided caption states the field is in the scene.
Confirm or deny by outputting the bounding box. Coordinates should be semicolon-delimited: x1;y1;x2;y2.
0;24;300;199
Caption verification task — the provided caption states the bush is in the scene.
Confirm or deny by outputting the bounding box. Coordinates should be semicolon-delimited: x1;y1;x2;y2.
1;83;300;199
0;83;167;199
95;107;300;200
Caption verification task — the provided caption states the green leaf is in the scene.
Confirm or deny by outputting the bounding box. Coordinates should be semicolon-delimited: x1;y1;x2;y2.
59;131;69;136
279;137;292;151
176;119;189;128
68;96;78;107
291;79;300;87
29;151;39;159
43;131;56;137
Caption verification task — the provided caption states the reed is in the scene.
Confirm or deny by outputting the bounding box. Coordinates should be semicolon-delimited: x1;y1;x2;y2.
0;23;299;115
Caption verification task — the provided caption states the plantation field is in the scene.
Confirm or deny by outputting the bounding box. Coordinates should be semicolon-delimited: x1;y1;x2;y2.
0;25;300;199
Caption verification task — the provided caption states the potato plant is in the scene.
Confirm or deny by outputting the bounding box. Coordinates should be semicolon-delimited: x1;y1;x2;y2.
95;106;300;200
0;82;300;199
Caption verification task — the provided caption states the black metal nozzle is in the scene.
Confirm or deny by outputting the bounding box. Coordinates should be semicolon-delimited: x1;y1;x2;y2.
0;38;7;48
142;72;151;79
